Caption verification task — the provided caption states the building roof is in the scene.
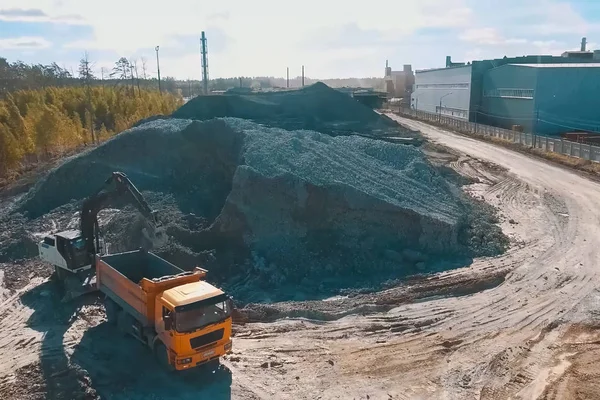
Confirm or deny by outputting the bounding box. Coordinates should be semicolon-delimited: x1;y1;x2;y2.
508;63;600;68
162;281;224;307
415;64;472;74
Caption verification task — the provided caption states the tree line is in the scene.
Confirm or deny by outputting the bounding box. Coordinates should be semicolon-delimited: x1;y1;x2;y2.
0;55;180;97
1;56;385;100
0;86;182;180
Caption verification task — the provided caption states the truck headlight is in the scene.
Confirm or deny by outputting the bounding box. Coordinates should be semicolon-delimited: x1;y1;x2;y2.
177;357;192;365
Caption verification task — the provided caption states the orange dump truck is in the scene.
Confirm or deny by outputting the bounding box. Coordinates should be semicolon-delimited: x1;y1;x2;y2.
96;249;233;371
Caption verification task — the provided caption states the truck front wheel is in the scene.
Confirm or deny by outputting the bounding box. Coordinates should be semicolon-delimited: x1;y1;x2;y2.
155;342;175;372
104;298;119;326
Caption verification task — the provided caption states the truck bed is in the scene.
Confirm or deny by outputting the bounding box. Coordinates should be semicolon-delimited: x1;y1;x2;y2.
101;250;184;283
96;249;205;327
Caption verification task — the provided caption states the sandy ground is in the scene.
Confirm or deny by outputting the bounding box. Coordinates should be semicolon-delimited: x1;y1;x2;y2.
2;116;600;399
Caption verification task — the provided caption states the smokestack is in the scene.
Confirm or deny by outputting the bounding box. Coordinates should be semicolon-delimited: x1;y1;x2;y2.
302;65;305;87
446;56;452;67
200;31;209;95
581;37;587;51
287;67;289;88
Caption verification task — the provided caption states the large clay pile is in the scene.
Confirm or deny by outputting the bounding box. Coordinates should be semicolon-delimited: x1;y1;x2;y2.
17;84;507;302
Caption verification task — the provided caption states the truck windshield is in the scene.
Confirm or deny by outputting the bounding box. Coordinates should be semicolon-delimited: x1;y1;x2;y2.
175;294;231;333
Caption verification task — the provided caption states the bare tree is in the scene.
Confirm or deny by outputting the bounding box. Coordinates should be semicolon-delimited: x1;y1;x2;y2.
129;59;136;96
132;60;141;94
78;52;96;144
140;57;148;80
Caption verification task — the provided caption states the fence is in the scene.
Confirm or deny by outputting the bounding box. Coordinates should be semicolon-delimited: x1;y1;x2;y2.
396;108;600;163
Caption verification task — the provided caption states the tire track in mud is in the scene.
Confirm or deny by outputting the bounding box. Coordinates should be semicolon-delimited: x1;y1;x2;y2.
230;127;580;398
0;280;47;380
376;115;600;398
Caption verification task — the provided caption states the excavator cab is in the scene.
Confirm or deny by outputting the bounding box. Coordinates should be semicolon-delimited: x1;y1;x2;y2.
39;230;96;273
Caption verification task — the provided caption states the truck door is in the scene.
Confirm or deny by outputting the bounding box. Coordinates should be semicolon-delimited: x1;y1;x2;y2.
155;301;176;350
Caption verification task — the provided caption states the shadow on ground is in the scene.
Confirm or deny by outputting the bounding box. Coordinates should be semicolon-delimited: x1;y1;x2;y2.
20;280;232;400
72;323;232;400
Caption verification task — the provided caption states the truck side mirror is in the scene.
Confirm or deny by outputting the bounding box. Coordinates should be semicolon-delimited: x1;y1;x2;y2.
164;315;173;331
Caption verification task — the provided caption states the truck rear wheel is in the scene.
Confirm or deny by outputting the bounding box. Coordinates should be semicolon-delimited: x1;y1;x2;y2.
155;342;175;372
104;298;119;326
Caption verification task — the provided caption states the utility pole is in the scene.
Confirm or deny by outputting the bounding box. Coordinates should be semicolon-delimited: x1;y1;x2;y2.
286;67;289;88
439;92;452;122
134;61;141;94
155;45;162;93
130;62;136;96
533;108;539;148
302;65;305;87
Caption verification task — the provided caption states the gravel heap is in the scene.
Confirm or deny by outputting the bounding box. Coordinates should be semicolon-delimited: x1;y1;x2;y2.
171;82;408;138
17;113;507;302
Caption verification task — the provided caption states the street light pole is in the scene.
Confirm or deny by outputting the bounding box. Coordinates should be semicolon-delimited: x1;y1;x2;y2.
155;45;162;94
439;92;453;122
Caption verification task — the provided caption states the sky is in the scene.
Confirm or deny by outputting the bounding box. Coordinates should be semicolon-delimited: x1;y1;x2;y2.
1;0;600;80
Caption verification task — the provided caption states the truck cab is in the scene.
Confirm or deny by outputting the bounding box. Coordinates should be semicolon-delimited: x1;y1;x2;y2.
157;282;233;369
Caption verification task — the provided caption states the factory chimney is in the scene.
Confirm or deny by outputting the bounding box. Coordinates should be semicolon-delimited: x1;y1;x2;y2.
302;65;305;87
581;37;587;51
200;31;209;95
287;67;289;88
446;56;452;67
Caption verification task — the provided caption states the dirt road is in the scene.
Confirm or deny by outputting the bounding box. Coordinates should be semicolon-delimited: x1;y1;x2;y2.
224;116;600;399
3;116;600;399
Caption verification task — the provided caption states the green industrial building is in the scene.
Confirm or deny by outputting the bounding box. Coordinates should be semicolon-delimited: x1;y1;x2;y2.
411;38;600;136
480;63;600;135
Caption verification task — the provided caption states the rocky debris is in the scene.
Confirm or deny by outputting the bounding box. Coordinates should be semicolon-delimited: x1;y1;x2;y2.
172;82;407;138
7;85;507;303
0;362;99;400
1;259;53;291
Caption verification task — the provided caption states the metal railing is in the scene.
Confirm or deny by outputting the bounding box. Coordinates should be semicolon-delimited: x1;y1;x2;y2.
396;108;600;163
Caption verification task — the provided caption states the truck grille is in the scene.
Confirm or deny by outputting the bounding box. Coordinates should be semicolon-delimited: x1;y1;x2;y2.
190;328;224;349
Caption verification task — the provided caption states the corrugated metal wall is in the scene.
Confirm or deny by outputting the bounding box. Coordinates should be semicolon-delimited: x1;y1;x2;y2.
411;65;472;119
481;65;537;133
535;67;600;135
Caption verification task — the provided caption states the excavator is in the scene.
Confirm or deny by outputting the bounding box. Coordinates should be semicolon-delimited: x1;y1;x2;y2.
38;172;161;300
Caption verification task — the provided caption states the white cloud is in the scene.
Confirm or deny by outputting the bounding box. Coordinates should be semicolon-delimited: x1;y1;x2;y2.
459;28;527;46
0;7;86;24
0;36;52;49
2;0;600;78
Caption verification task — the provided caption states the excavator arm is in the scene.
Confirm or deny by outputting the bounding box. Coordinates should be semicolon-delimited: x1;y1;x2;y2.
80;172;158;257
